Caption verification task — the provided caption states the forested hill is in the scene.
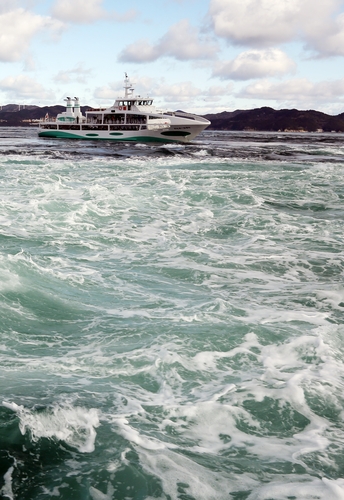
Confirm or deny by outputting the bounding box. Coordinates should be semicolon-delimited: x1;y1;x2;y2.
202;107;344;132
1;103;344;132
0;105;90;126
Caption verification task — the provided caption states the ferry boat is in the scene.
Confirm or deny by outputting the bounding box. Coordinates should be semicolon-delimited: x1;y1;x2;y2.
38;74;210;143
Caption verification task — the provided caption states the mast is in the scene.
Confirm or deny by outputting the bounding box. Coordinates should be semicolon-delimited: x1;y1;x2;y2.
123;73;134;98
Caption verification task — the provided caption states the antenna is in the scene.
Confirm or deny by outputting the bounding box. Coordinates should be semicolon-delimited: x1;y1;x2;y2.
123;73;134;98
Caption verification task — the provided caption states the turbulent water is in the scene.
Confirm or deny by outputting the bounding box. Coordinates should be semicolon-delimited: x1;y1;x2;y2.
0;127;344;500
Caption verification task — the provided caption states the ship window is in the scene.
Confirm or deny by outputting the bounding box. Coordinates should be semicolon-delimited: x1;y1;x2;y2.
126;114;147;124
82;125;108;130
102;113;125;124
87;113;103;124
109;125;140;131
104;113;125;124
59;124;81;130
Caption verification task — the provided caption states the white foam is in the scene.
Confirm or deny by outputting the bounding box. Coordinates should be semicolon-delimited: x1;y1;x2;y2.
243;307;329;326
0;466;14;500
41;485;65;497
112;328;344;479
2;401;99;453
1;133;344;496
0;268;21;292
192;149;209;157
246;476;344;499
89;483;115;500
140;443;262;499
317;288;344;311
113;416;170;451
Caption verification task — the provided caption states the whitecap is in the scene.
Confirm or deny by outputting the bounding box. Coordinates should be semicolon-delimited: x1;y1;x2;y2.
246;476;344;499
2;401;100;453
89;483;115;500
0;466;14;500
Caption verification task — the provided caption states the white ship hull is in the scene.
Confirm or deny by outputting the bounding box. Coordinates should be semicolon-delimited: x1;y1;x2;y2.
38;74;210;144
38;119;208;143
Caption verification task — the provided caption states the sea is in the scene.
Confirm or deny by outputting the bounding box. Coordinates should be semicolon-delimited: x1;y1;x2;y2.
0;127;344;500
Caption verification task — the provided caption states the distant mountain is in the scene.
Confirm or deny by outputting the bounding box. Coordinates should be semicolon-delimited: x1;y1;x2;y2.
202;107;344;132
1;104;344;132
0;105;90;126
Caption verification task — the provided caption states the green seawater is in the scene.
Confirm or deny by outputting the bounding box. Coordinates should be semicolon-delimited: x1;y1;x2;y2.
0;129;344;499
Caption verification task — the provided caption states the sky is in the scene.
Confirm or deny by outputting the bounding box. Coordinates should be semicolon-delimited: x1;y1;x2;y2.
1;0;344;115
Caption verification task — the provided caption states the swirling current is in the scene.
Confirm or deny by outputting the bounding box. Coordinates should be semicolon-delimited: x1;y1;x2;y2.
0;127;344;500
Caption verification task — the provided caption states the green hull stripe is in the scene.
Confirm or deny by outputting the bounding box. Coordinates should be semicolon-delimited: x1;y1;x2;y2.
38;130;187;143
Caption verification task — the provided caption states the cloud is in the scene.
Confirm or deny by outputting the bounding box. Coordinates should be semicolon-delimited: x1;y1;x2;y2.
119;19;218;63
0;74;54;100
51;0;137;24
238;77;344;106
0;1;22;14
154;81;204;102
111;9;137;23
93;76;229;110
0;1;16;13
208;0;302;47
94;77;138;100
213;49;296;80
305;11;344;57
94;78;203;103
52;0;105;23
0;8;63;62
202;83;234;102
55;64;93;84
208;0;344;56
119;40;160;63
94;85;117;100
153;81;235;109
